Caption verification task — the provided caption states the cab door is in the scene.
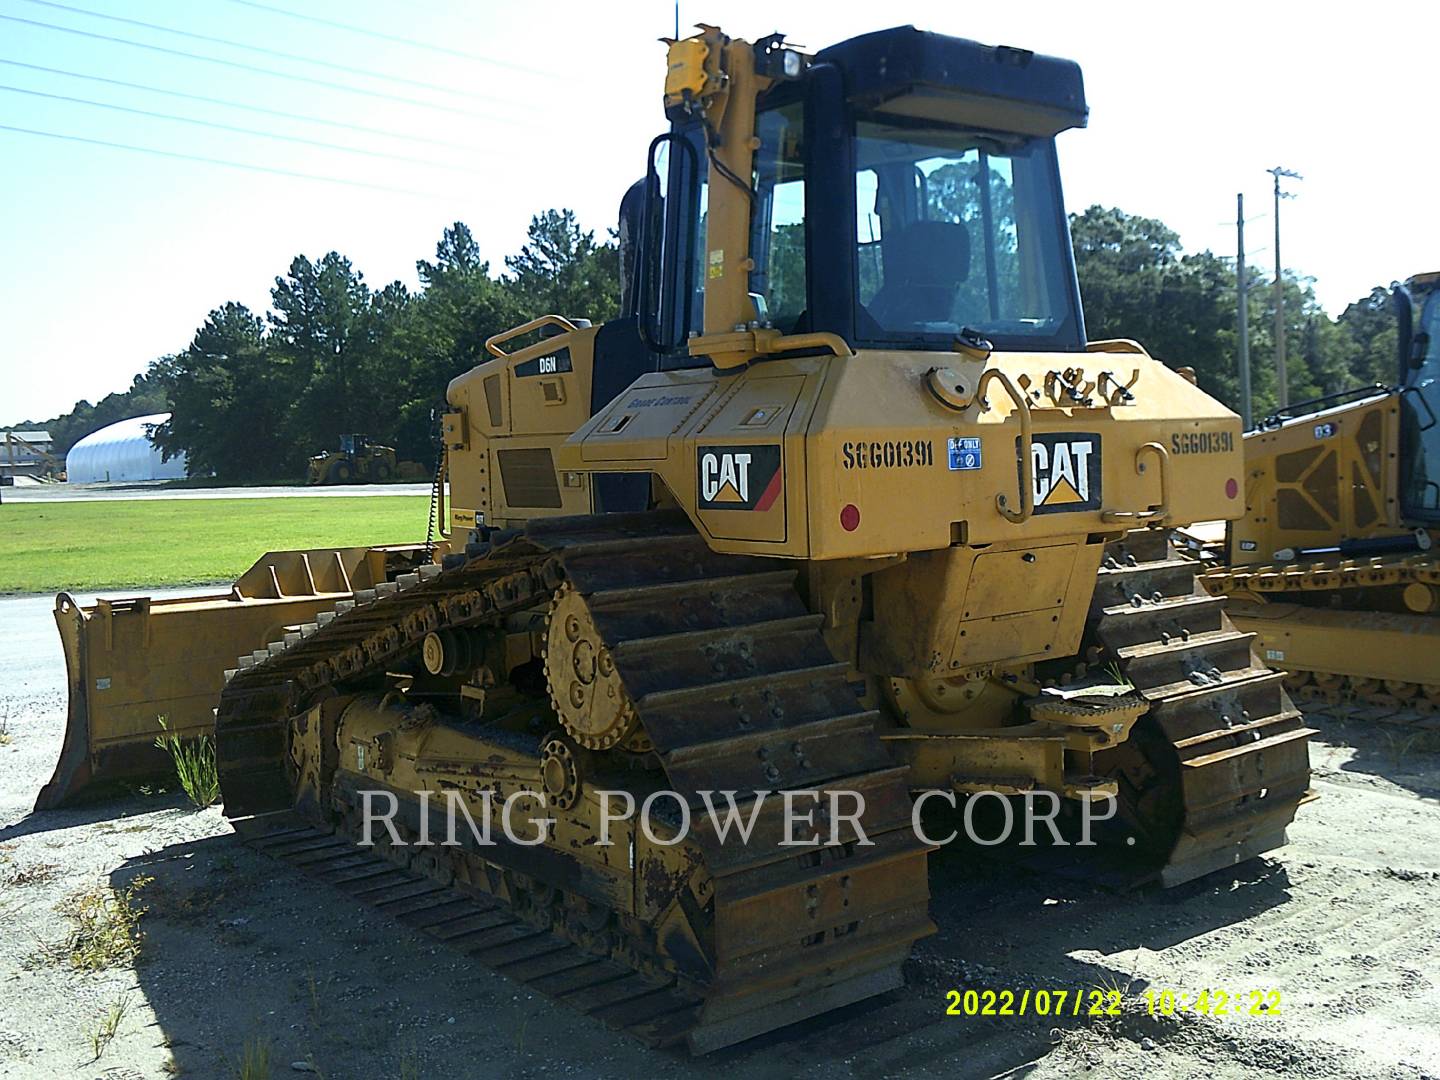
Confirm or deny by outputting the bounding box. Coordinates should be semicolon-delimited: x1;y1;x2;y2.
1400;289;1440;522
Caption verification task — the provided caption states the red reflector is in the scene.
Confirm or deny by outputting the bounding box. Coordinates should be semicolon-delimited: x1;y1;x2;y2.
840;504;861;531
1225;478;1239;499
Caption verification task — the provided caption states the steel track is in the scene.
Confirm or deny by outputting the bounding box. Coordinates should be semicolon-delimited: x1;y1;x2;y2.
1094;530;1315;886
213;511;932;1053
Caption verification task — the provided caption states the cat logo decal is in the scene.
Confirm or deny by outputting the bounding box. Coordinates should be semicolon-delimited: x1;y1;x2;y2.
697;445;782;511
1030;433;1102;514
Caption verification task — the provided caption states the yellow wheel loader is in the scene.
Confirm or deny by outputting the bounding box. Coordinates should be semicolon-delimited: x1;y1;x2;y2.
38;24;1312;1052
1201;273;1440;722
305;433;398;484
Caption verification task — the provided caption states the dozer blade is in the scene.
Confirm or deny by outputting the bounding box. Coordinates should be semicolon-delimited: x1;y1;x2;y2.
37;544;429;810
1226;599;1440;719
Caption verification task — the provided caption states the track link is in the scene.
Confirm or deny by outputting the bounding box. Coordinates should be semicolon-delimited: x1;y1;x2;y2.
213;511;932;1054
1093;530;1316;886
234;815;704;1046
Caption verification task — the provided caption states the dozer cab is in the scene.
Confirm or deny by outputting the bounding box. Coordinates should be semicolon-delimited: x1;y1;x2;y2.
40;24;1311;1052
1201;272;1440;718
306;433;397;484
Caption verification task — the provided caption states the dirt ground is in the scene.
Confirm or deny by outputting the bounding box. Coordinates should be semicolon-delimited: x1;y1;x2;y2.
2;591;1439;1079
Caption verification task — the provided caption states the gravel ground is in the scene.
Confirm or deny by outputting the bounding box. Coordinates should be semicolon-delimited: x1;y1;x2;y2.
1;591;1438;1079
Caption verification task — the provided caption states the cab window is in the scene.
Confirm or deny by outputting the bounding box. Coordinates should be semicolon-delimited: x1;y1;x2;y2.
853;117;1072;346
1400;291;1440;518
748;103;807;333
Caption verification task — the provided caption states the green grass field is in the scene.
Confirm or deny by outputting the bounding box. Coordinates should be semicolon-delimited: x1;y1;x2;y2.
1;496;431;594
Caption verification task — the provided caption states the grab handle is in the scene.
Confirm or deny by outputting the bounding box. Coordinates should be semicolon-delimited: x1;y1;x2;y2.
485;315;578;358
1101;441;1171;524
976;369;1033;525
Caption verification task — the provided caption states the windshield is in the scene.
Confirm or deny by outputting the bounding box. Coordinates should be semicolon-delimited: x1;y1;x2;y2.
1400;289;1440;519
852;117;1078;347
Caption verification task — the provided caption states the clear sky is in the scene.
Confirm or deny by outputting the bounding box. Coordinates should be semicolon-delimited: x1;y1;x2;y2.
2;0;1437;423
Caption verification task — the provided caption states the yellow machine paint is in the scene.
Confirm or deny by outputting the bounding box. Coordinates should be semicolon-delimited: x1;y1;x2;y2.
1202;272;1440;713
305;434;398;485
434;24;1307;870
37;545;431;808
42;23;1313;1052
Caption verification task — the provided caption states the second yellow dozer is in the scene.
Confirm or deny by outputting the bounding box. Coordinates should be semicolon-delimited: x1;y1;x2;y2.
1200;273;1440;723
40;24;1313;1051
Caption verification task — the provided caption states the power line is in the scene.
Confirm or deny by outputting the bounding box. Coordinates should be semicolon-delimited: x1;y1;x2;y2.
0;58;494;148
0;122;457;199
226;0;559;79
0;83;485;173
21;0;526;108
0;15;518;123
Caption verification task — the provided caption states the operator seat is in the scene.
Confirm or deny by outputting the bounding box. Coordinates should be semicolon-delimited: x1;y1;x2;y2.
869;220;971;328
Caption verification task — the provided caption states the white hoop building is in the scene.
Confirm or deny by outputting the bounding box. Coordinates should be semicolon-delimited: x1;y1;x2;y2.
65;413;187;484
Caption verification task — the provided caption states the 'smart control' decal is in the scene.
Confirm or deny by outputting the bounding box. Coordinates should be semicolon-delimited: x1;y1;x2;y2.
697;445;782;511
1030;433;1101;514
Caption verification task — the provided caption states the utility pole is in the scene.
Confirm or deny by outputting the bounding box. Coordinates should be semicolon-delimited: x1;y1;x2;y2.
1268;166;1302;409
1236;193;1252;429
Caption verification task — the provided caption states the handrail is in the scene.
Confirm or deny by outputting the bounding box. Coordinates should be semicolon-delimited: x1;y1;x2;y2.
1254;383;1390;431
1101;441;1171;524
976;368;1033;524
754;329;854;359
485;315;578;359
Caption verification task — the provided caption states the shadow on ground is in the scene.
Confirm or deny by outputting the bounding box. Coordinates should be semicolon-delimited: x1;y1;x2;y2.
108;824;1296;1079
1304;710;1440;800
0;790;191;843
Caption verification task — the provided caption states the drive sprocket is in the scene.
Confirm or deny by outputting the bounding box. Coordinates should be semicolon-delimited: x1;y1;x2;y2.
544;582;647;751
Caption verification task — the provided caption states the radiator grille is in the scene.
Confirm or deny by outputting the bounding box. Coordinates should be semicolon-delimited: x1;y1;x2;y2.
497;447;562;508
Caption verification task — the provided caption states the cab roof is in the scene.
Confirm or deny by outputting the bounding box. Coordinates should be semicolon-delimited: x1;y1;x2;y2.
814;25;1087;138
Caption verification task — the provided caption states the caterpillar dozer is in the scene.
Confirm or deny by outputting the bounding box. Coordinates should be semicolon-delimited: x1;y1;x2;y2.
38;24;1312;1052
1200;273;1440;722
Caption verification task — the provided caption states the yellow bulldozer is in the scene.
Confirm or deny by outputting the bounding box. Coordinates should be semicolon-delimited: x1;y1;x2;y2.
37;24;1313;1052
1201;272;1440;721
306;433;398;484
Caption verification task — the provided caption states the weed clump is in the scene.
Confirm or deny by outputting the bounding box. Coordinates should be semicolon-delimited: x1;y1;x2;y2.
89;993;131;1060
155;716;220;809
232;1036;273;1080
58;874;153;971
